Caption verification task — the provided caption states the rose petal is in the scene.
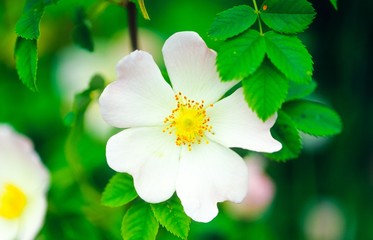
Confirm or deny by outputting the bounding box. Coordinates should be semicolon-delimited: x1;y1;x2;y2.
0;218;18;240
18;196;47;240
176;142;248;222
99;50;175;128
206;88;282;153
163;31;236;104
106;127;180;203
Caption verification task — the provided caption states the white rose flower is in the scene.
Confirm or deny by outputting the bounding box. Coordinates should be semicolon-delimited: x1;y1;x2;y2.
99;31;281;222
0;125;49;240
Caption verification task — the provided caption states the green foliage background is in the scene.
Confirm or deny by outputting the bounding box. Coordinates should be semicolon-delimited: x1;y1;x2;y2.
0;0;372;239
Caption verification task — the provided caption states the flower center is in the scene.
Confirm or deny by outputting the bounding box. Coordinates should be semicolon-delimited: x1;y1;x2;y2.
163;92;213;150
0;183;27;219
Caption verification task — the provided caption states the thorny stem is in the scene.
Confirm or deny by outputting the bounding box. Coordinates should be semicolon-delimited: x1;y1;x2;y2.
126;1;138;51
252;0;264;35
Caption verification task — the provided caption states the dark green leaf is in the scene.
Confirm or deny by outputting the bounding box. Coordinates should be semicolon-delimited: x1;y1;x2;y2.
265;31;313;83
286;80;317;101
208;5;257;40
151;195;191;239
72;7;94;52
242;61;289;121
14;37;38;91
122;201;159;240
260;0;315;33
265;111;301;161
16;0;45;40
217;30;265;81
101;173;138;207
329;0;338;10
283;100;342;136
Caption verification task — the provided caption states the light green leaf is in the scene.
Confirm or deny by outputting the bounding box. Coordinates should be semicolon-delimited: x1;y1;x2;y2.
151;195;191;239
286;80;317;101
265;111;301;161
16;0;45;40
283;100;342;136
260;0;315;33
265;31;313;83
72;7;94;52
208;5;257;40
329;0;338;10
122;201;159;240
14;37;38;92
101;173;138;207
217;30;265;81
242;61;289;121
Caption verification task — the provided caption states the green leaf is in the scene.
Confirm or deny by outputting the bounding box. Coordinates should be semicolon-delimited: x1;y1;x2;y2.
101;173;138;207
265;111;301;161
286;80;317;101
260;0;315;34
265;31;313;84
151;195;191;239
242;61;289;121
208;5;257;40
329;0;338;10
14;37;38;91
283;100;342;136
16;0;45;40
122;201;159;240
72;7;94;52
217;30;265;81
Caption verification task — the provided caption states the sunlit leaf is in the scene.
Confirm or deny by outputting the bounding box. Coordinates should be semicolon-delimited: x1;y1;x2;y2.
208;5;257;40
130;0;150;20
260;0;315;33
265;31;313;83
122;201;159;240
151;195;191;239
243;61;288;121
14;37;38;92
217;30;265;81
101;173;138;207
15;0;45;40
265;111;301;161
283;100;342;136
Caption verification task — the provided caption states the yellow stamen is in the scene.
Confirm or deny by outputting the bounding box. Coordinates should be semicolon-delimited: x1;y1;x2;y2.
0;183;27;219
163;93;213;150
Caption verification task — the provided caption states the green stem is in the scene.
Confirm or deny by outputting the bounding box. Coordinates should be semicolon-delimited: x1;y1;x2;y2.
252;0;263;35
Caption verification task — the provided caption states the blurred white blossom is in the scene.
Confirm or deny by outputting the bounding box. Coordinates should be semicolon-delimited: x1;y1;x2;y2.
0;125;50;240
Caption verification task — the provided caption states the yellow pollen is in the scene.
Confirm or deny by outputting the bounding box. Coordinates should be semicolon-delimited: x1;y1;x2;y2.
0;183;27;219
163;93;213;150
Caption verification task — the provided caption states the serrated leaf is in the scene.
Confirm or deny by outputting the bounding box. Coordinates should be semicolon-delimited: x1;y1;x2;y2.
329;0;338;10
208;5;257;40
260;0;315;34
286;80;317;101
265;31;313;84
101;173;138;207
283;100;342;136
242;61;289;121
72;7;94;52
122;201;159;240
16;0;45;40
265;111;301;161
151;195;191;239
14;37;38;91
217;30;265;81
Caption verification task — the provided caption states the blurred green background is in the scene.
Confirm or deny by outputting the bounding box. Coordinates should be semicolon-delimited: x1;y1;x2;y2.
0;0;372;239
